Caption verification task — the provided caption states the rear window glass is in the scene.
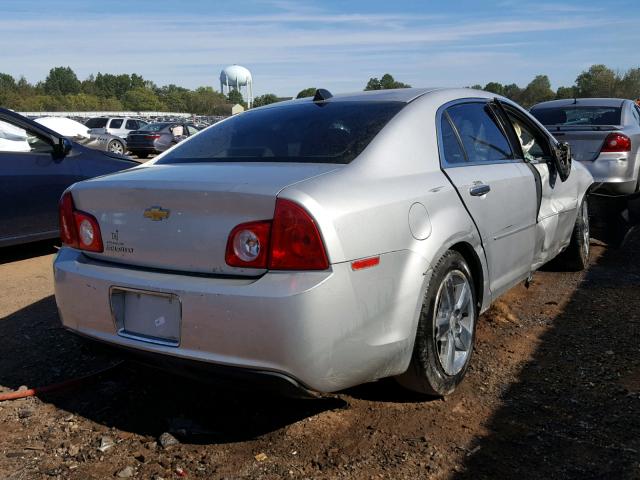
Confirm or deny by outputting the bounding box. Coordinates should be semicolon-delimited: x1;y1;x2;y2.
157;101;405;165
85;118;108;128
109;119;123;129
141;123;171;132
531;106;622;126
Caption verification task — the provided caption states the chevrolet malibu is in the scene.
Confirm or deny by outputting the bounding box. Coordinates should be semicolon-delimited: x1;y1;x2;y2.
531;98;640;195
54;88;593;396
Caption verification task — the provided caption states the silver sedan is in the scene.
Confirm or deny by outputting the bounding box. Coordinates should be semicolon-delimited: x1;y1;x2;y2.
531;98;640;195
53;88;593;396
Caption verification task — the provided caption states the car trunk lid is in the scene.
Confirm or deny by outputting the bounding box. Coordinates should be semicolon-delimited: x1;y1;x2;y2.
547;125;621;161
71;163;339;275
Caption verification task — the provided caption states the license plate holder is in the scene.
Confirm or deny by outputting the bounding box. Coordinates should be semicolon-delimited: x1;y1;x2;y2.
110;288;181;346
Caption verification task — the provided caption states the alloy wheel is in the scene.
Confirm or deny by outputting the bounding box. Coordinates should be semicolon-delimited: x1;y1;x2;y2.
433;270;475;375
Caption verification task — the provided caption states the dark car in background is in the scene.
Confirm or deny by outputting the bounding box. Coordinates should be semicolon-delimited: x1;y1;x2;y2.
0;108;139;247
126;122;200;158
531;98;640;195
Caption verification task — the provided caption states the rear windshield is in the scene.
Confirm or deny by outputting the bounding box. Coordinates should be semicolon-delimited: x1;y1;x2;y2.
531;106;622;126
139;123;171;132
85;118;108;128
157;101;405;165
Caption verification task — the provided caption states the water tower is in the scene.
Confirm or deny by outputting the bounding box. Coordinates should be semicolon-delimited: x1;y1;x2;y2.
220;65;253;108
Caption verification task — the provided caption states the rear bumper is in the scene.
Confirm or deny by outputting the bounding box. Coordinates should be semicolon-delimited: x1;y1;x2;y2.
580;152;638;195
126;146;158;153
54;247;428;393
74;332;317;397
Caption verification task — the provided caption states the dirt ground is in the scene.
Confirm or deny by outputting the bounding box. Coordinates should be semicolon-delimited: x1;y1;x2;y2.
0;230;639;480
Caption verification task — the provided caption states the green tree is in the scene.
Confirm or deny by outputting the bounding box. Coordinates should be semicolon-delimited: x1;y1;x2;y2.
618;68;640;99
188;87;230;115
575;64;619;97
227;88;246;106
99;97;123;110
296;87;316;98
63;93;102;111
502;83;523;102
252;93;280;108
556;86;577;99
364;73;411;90
483;82;504;95
521;75;555;107
0;73;17;106
157;84;191;111
469;84;483;90
81;74;96;95
43;66;81;95
122;87;165;111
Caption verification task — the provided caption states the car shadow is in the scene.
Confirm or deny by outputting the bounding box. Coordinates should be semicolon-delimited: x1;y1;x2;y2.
341;377;438;403
453;229;640;479
0;295;345;444
0;239;59;265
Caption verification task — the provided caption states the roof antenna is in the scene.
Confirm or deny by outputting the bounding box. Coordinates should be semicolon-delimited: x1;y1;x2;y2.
313;89;333;102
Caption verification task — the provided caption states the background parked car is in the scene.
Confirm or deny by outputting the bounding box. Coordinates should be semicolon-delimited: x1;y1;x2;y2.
531;98;640;195
126;122;200;158
0;108;139;247
85;117;148;140
35;116;128;154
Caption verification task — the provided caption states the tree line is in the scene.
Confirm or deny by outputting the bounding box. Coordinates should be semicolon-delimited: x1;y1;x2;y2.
355;65;640;108
1;64;639;115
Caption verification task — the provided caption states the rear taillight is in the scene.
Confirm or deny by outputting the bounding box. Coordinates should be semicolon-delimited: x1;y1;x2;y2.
601;133;631;153
225;221;271;268
145;135;161;140
59;192;78;248
270;199;328;270
225;198;329;271
58;192;104;252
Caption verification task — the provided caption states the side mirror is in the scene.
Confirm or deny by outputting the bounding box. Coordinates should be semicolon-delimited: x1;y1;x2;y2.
552;141;572;182
53;137;73;159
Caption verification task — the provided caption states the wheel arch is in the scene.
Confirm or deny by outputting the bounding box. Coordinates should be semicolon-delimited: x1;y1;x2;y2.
449;241;485;312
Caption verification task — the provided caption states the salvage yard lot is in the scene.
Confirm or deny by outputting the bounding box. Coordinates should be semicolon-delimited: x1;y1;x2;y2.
0;232;639;480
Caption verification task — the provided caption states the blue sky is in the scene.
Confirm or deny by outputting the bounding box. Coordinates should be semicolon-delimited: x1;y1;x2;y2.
1;0;639;97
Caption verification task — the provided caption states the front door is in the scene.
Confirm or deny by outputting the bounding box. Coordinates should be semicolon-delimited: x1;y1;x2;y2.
499;103;579;268
439;100;537;298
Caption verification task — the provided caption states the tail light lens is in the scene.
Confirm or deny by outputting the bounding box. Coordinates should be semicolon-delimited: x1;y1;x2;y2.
59;192;78;248
269;199;328;270
58;192;104;252
145;135;161;140
225;198;329;271
601;133;631;152
225;221;271;268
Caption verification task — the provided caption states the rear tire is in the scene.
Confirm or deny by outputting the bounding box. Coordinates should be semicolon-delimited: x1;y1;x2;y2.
107;139;125;155
396;250;477;396
557;198;590;271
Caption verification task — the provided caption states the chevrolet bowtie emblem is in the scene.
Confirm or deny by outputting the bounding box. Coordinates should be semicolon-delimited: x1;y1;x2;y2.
143;206;170;221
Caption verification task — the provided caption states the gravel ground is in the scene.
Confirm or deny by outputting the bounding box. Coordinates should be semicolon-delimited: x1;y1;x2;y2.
0;230;638;480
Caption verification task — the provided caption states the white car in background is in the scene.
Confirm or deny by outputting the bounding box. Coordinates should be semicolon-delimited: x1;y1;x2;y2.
85;117;147;141
35;117;128;155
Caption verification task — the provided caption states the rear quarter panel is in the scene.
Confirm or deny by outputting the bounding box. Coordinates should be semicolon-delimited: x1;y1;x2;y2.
279;92;491;374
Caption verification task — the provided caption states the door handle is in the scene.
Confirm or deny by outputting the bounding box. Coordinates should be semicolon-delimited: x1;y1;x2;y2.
469;184;491;196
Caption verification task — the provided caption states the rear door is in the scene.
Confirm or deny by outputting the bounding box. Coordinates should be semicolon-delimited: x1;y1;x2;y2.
107;118;126;138
439;100;537;298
